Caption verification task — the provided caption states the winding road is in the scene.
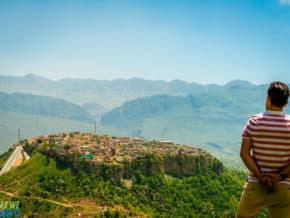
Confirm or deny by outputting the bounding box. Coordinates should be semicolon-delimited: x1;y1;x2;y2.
0;146;24;175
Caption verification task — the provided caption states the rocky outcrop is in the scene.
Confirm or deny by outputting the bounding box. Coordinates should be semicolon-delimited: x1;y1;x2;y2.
40;149;223;181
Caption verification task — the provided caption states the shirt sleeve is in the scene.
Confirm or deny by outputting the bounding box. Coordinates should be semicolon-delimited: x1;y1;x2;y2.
241;119;252;138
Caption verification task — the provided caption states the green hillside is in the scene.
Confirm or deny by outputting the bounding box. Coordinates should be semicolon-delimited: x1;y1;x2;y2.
0;149;256;217
0;112;123;153
0;92;94;122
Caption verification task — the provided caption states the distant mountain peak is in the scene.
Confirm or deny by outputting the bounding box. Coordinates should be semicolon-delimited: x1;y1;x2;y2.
224;80;254;88
24;73;42;78
23;73;50;81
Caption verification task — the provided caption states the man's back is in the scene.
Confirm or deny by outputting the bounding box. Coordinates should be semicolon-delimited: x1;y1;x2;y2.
242;111;290;184
237;81;290;218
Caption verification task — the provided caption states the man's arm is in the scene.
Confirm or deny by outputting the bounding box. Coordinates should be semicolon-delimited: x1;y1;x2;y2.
240;138;278;187
272;164;290;181
240;138;263;180
280;166;290;178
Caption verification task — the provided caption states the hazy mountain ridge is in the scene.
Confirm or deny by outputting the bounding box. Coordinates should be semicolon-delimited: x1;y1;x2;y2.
0;92;94;122
100;85;268;135
0;74;256;109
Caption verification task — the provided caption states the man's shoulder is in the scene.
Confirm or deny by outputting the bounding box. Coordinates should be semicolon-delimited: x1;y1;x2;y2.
246;113;269;125
249;112;290;122
248;113;264;120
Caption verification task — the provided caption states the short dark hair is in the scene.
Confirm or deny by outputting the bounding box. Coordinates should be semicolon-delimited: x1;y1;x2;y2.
267;81;289;107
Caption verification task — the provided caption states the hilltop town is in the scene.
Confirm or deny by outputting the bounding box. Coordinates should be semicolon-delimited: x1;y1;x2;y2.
23;132;208;164
0;132;221;179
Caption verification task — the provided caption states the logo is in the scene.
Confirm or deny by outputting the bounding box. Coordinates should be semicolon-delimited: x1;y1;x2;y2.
0;201;21;218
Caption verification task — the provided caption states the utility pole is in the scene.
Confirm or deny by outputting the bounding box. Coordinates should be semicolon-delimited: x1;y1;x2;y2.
18;128;21;142
94;121;97;136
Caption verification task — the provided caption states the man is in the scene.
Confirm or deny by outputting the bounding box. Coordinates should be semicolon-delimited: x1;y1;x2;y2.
237;81;290;218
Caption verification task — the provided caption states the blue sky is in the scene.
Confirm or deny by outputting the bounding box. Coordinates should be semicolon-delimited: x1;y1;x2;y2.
0;0;290;84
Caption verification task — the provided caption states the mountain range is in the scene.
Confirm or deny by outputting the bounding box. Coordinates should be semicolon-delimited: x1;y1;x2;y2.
1;74;289;168
0;74;258;110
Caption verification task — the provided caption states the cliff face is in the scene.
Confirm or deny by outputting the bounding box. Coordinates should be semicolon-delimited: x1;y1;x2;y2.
41;149;223;181
160;154;213;177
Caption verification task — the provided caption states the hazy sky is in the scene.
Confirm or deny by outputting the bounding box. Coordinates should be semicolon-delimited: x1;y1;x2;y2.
0;0;290;84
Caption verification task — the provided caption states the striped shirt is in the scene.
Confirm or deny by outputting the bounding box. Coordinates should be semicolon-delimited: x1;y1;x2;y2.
242;110;290;184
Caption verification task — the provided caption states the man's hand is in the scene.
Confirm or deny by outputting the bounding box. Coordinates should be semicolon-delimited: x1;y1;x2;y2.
265;173;281;184
258;173;280;193
240;138;284;193
257;174;274;186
